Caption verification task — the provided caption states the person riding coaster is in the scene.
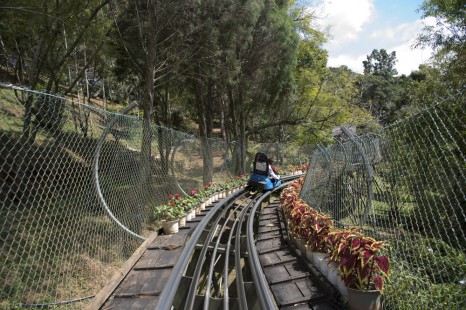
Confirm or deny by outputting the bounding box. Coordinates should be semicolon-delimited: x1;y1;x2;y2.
247;152;281;191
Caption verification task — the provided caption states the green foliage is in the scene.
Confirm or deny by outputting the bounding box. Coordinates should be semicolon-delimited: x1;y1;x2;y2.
363;49;398;78
153;202;185;221
292;65;374;145
384;257;466;309
416;0;465;88
392;234;466;284
34;93;66;135
0;0;111;90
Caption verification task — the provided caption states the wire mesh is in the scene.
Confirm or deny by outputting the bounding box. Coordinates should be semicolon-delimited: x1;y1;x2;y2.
0;84;239;307
3;81;464;308
249;142;304;167
300;92;466;308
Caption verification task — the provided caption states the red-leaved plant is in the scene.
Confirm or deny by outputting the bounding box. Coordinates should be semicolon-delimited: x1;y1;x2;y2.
333;231;390;291
302;211;333;252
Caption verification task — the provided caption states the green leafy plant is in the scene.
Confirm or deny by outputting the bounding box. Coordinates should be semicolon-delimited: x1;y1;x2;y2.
153;194;185;221
334;232;390;291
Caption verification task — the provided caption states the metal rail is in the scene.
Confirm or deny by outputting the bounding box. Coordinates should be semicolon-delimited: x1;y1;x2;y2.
156;189;244;310
156;175;301;309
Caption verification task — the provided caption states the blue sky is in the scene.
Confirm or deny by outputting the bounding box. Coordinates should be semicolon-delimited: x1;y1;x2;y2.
307;0;435;75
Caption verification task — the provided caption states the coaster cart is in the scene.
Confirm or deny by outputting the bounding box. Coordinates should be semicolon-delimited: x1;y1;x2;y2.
247;152;281;191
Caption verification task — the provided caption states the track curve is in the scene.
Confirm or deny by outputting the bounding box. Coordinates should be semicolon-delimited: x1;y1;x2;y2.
156;176;345;309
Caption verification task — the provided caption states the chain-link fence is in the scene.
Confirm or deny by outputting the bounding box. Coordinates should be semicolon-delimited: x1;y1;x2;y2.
0;84;250;307
300;93;466;308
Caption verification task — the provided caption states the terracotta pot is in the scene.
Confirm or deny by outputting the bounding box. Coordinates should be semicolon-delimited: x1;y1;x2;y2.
347;287;381;310
162;219;179;235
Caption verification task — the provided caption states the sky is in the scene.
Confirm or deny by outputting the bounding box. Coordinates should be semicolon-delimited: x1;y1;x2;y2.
307;0;435;75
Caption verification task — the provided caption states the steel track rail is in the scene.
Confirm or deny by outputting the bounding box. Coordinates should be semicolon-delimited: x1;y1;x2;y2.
246;178;298;310
234;192;260;310
156;175;303;310
156;189;249;310
203;196;249;310
186;191;256;310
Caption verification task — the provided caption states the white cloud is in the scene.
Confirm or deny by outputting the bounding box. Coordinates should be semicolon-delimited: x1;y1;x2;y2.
369;17;436;44
318;0;375;46
389;40;434;75
325;17;435;75
370;21;422;42
328;42;434;75
327;53;367;73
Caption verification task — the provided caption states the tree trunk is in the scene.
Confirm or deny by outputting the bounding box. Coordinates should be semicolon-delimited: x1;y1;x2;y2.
194;78;213;184
136;0;157;235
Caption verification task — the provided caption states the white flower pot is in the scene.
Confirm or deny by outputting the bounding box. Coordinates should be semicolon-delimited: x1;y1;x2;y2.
179;216;186;227
305;245;313;262
312;252;327;272
327;261;339;287
318;255;329;275
295;237;306;254
347;287;381;310
337;276;348;299
200;201;206;210
162;219;179;235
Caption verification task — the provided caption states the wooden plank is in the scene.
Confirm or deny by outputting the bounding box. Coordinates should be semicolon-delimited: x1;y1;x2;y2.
259;250;297;267
263;261;310;284
261;208;276;215
113;269;173;296
258;220;280;227
257;245;288;255
256;237;286;253
84;232;158;310
270;278;324;307
256;230;281;241
134;247;183;270
258;226;280;233
281;303;312;310
101;295;159;309
147;233;187;250
258;215;278;221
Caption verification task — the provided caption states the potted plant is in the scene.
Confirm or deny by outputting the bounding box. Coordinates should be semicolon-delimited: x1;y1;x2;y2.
302;211;333;273
153;195;185;234
326;228;359;288
334;231;390;309
289;202;312;253
196;189;208;210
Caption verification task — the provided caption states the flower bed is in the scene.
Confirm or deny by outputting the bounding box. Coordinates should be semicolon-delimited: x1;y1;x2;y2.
279;177;390;296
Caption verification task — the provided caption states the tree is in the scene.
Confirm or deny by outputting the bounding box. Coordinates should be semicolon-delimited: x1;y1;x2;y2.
355;49;406;124
0;0;111;144
415;0;465;87
363;49;398;78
